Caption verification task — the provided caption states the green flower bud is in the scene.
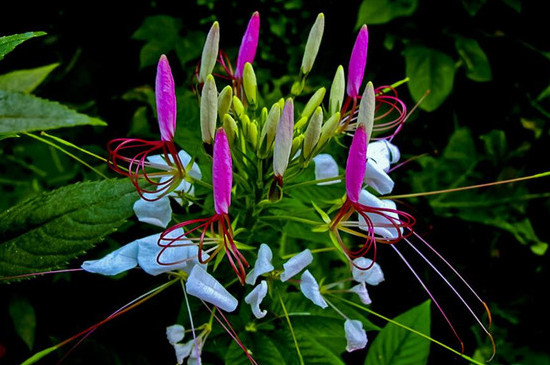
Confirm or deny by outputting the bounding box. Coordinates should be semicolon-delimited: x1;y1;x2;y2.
317;111;340;149
223;113;238;145
200;74;217;144
199;22;220;84
249;120;259;150
303;106;323;159
232;95;245;120
301;13;324;75
218;85;233;121
301;87;326;120
329;65;345;116
243;62;257;108
259;103;281;157
357;81;375;140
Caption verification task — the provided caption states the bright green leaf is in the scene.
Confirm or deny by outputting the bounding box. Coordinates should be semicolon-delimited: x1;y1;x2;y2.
0;32;46;61
0;90;106;134
0;179;139;279
9;296;36;350
404;45;456;112
455;37;492;82
356;0;418;26
0;63;59;93
365;301;431;365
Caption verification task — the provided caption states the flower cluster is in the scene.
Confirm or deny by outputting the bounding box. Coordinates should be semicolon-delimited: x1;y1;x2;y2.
81;11;493;364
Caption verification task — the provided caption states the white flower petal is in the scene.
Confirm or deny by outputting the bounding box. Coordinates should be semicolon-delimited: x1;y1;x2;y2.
186;266;238;312
137;231;208;276
350;282;372;305
312;154;341;185
186;337;203;365
81;240;139;276
166;324;185;345
357;189;402;239
364;159;395;195
300;270;328;308
178;150;202;181
174;341;193;365
245;243;274;285
366;140;400;171
344;319;368;352
351;257;384;285
280;249;313;282
133;196;173;228
245;280;268;318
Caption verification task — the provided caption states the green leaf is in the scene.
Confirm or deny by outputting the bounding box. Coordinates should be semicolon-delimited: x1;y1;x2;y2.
461;0;488;16
365;301;431;365
225;332;289;365
404;45;456;112
132;15;182;69
0;32;46;61
0;179;139;279
0;90;106;134
356;0;418;26
455;37;492;82
9;296;36;350
0;63;59;93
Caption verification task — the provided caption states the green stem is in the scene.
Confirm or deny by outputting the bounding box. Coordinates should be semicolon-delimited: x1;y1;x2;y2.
278;293;305;365
285;175;343;190
41;131;108;162
386;171;550;200
24;132;108;179
332;296;489;365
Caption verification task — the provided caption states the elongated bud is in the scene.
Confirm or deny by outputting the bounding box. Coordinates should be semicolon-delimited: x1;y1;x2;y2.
317;112;341;148
329;65;345;115
243;62;257;107
198;21;220;84
156;55;176;142
357;81;375;139
200;75;218;144
218;85;233;121
223;114;238;145
213;128;232;214
345;125;367;203
249;120;259;150
273;98;294;177
301;13;325;75
291;134;304;160
347;25;368;98
259;102;281;157
235;11;260;79
232;96;245;120
301;87;326;121
303;106;323;158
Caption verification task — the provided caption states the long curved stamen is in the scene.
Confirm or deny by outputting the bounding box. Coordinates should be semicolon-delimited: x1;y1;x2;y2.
390;244;465;354
404;235;496;360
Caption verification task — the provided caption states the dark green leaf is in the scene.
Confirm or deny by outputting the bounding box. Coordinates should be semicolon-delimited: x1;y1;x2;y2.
132;15;182;69
455;37;492;82
0;63;59;93
461;0;488;16
0;179;138;279
365;301;431;365
404;45;456;112
0;32;46;61
356;0;418;26
9;296;36;350
0;90;106;134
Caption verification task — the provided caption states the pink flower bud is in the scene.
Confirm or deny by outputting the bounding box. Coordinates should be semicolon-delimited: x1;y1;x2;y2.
235;11;260;80
212;128;232;214
155;55;177;142
346;25;368;98
345;125;367;203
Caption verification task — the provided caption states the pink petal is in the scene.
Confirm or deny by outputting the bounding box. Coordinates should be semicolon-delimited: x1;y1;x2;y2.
345;126;367;203
235;11;260;79
156;55;177;142
346;25;368;98
213;128;232;214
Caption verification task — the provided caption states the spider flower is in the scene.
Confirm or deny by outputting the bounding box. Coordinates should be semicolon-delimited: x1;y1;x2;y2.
159;128;250;284
108;55;187;201
330;87;415;260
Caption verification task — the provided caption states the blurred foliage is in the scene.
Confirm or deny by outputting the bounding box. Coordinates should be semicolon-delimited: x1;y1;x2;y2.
0;0;549;364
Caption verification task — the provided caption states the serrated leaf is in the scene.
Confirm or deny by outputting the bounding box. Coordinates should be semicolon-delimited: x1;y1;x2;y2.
0;179;138;279
0;63;59;93
356;0;418;26
404;45;456;112
0;32;46;61
0;90;106;134
365;301;431;365
9;296;36;350
455;37;492;82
